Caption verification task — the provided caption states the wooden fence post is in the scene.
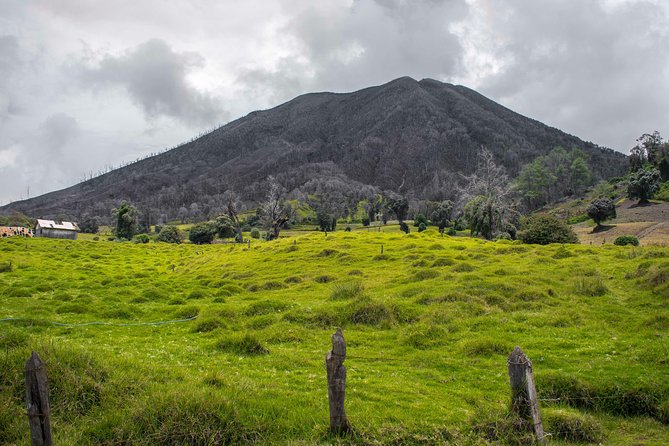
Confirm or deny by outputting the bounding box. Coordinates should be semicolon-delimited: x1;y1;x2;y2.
25;352;52;446
326;328;351;434
508;346;545;445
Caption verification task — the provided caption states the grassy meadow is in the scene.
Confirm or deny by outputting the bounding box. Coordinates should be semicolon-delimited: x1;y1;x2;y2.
1;230;668;445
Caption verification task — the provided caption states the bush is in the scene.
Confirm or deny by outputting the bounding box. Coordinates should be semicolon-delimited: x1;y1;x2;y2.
614;235;640;246
156;225;182;244
518;215;579;245
447;227;457;236
361;216;370;226
133;234;150;244
214;214;237;239
344;226;352;232
250;228;261;239
399;221;410;234
418;222;427;232
413;213;428;227
188;222;216;244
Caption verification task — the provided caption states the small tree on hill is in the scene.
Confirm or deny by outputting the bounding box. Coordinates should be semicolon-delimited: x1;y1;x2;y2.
189;222;217;244
112;201;137;240
587;198;616;228
430;200;453;235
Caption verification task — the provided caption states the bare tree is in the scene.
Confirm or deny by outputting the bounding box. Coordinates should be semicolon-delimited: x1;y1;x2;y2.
458;148;514;240
260;176;292;240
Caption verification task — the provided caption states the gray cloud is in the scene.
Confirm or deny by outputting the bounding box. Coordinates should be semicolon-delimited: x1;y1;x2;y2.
237;0;469;104
0;35;21;117
77;39;227;126
472;0;669;151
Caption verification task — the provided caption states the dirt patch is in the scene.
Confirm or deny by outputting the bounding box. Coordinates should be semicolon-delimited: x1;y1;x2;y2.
573;199;669;246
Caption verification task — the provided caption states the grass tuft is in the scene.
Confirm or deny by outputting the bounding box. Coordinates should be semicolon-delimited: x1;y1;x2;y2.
216;333;269;356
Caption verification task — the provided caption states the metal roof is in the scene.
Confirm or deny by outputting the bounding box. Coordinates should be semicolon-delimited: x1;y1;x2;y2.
36;219;78;231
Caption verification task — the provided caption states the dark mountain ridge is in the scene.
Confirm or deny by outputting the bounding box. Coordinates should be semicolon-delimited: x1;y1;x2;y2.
1;77;627;221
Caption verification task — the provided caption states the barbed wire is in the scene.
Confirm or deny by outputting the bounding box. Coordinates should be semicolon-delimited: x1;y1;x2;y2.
0;316;198;327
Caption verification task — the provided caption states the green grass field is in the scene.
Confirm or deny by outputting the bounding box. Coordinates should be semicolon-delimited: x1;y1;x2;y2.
1;230;668;445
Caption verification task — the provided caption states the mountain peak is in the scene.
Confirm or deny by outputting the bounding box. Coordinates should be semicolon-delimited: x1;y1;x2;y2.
0;78;626;220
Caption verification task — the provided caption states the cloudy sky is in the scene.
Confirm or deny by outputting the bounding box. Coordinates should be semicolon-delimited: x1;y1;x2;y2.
1;0;668;205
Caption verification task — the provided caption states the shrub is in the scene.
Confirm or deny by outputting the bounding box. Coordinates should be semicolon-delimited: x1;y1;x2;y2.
156;225;182;244
447;227;457;236
614;235;640;246
518;215;579;245
361;216;370;226
418;222;427;232
188;222;216;244
250;228;261;239
344;226;351;232
133;234;150;244
399;221;410;234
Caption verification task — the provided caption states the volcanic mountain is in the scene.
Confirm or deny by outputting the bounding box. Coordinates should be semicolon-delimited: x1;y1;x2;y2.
1;77;626;220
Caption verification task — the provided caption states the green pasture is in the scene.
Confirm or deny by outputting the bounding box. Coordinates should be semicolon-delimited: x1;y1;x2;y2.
0;231;668;445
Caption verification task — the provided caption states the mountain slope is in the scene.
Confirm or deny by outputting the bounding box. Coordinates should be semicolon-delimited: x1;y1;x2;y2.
1;77;627;220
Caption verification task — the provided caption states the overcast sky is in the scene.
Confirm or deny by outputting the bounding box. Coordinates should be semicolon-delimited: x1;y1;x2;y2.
1;0;668;205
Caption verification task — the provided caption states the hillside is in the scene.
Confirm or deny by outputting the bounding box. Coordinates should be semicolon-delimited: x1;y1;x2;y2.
0;233;667;444
0;77;627;220
574;199;669;246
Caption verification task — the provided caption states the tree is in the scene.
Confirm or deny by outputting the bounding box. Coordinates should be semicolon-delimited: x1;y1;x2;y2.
189;222;216;244
112;201;137;240
222;190;244;242
214;214;237;239
587;198;616;228
430;200;453;235
317;211;336;232
517;215;579;245
156;225;182;244
78;215;99;234
459;148;514;240
627;167;661;204
260;176;292;241
464;195;501;240
384;192;409;222
630;131;669;180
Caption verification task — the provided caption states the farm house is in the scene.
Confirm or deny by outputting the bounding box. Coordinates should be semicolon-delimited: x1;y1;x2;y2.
35;219;79;240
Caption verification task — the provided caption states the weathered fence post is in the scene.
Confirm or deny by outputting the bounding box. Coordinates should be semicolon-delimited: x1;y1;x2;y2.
508;346;545;445
326;328;351;434
25;352;52;446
